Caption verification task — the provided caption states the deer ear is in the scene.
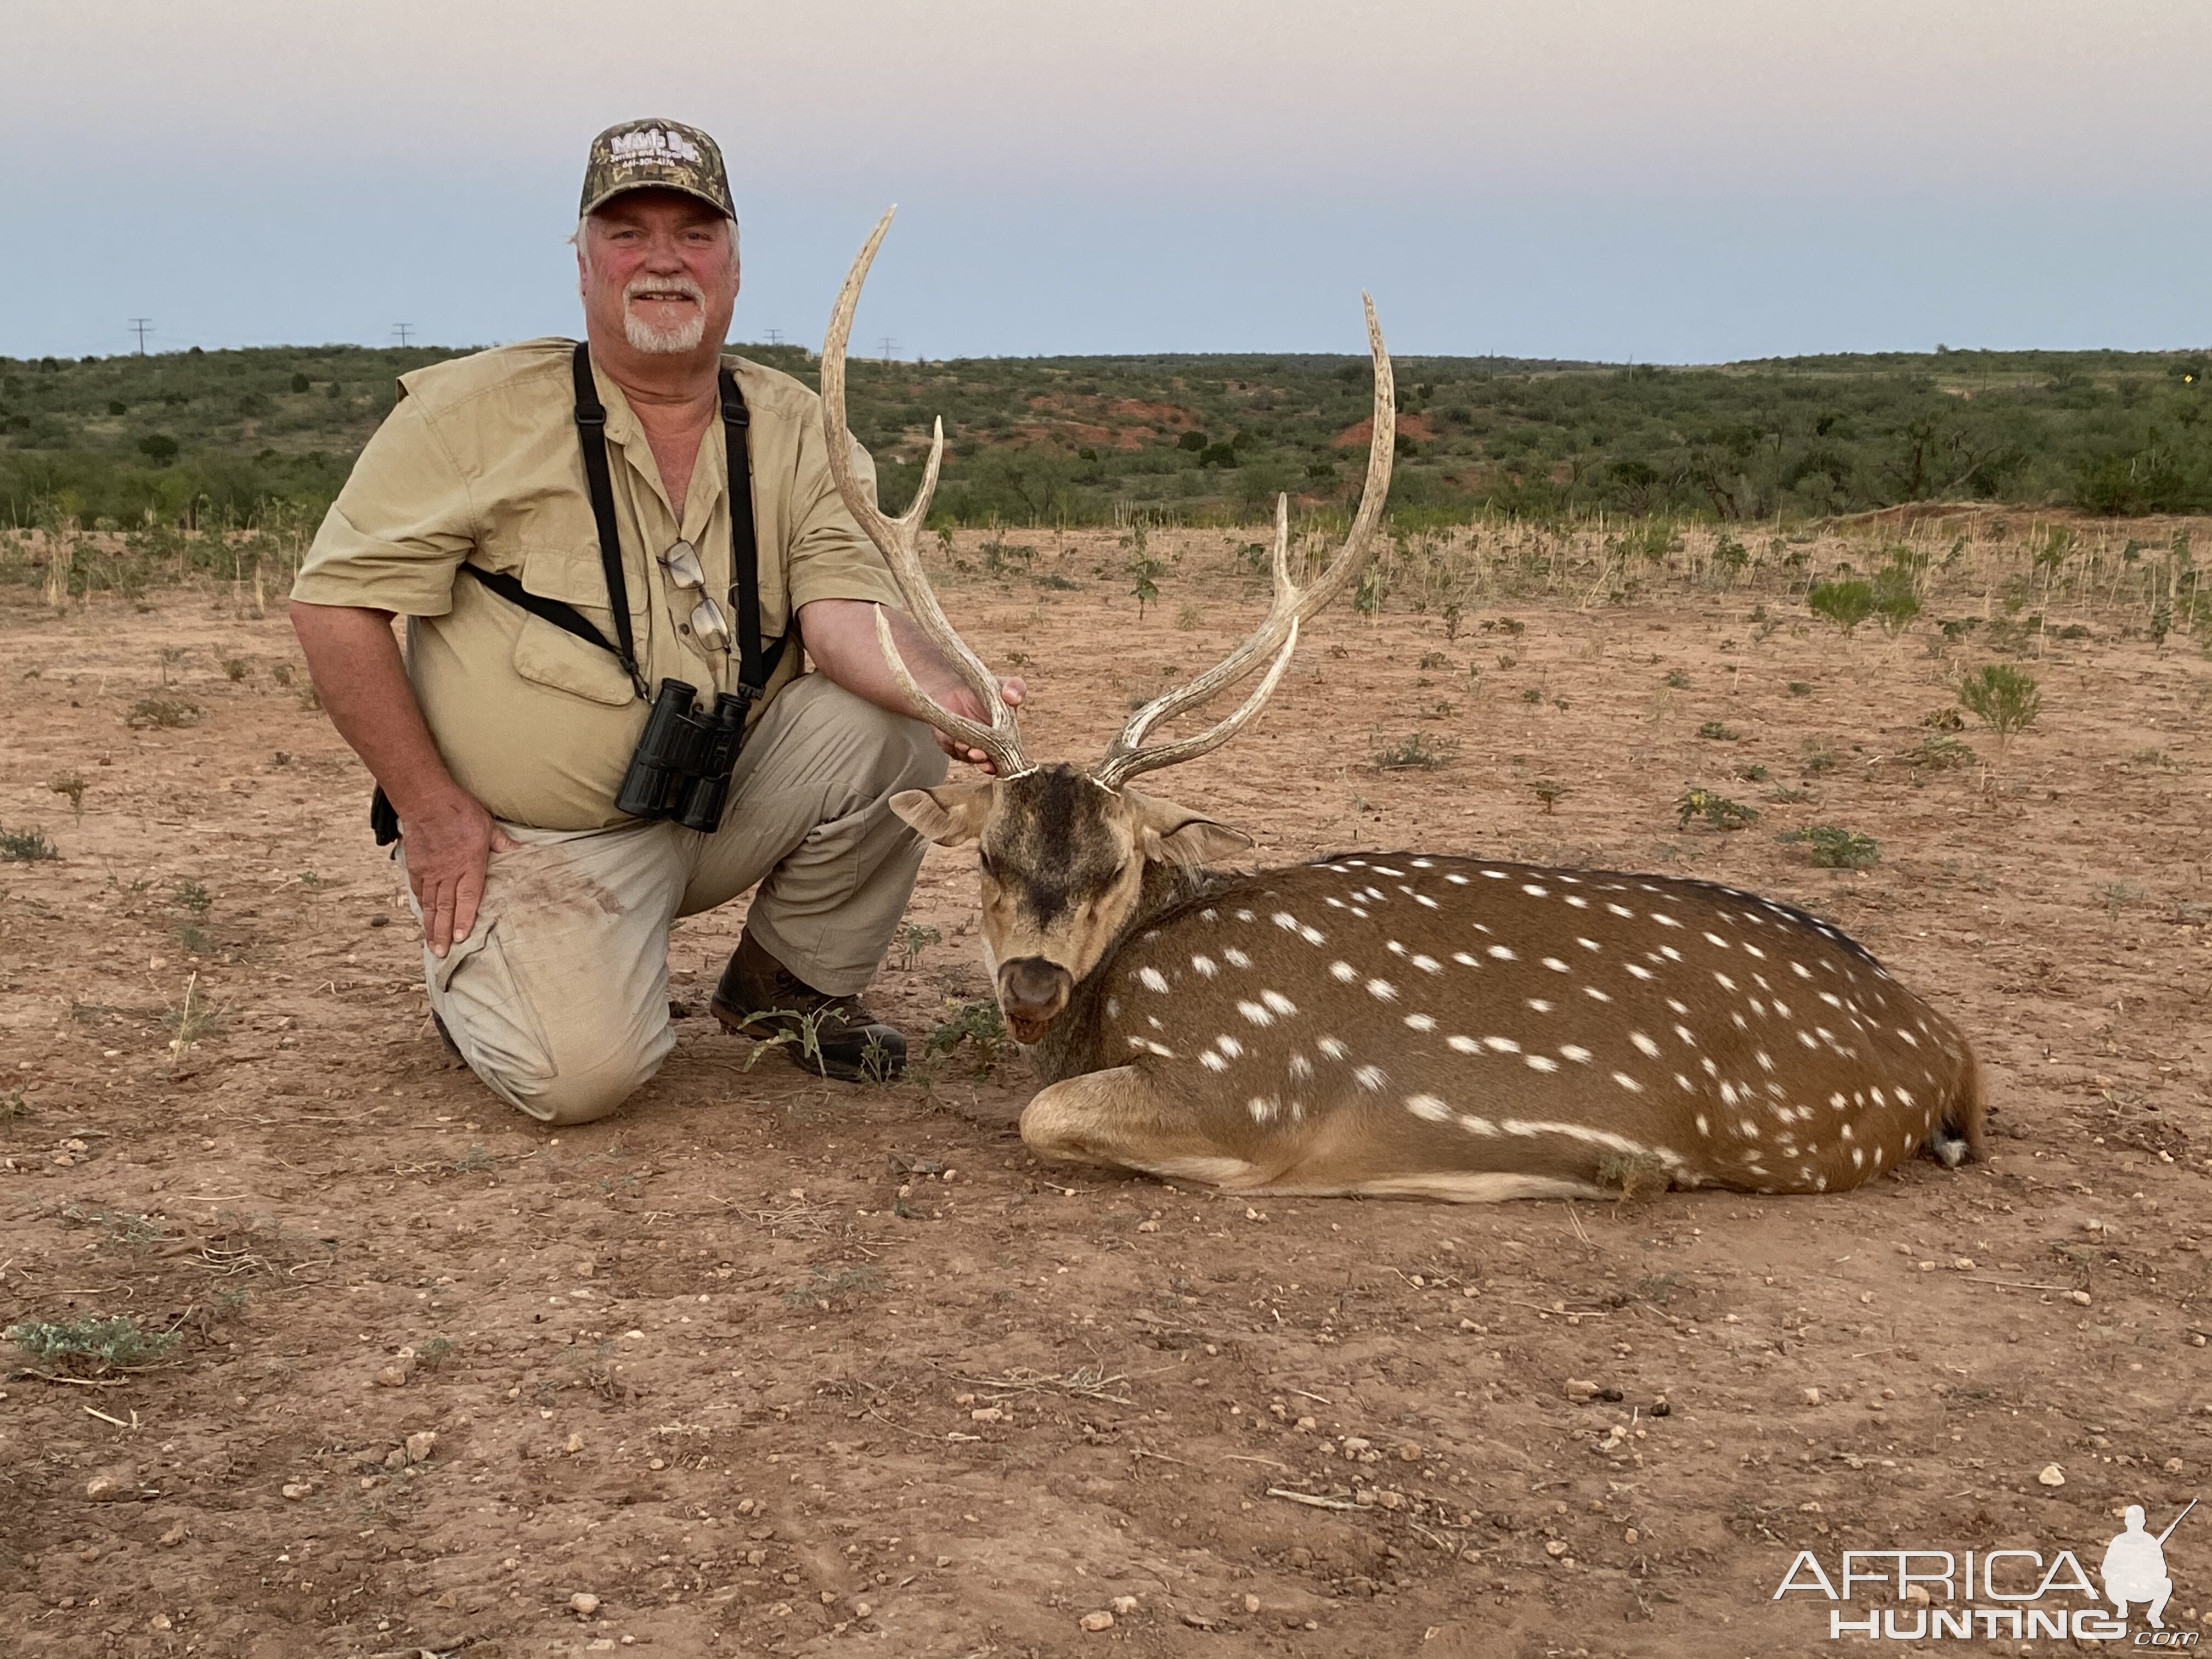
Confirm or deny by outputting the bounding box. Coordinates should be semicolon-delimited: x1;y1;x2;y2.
891;782;993;846
1125;788;1254;868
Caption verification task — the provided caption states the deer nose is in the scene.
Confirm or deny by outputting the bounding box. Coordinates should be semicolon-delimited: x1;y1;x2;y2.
998;957;1073;1037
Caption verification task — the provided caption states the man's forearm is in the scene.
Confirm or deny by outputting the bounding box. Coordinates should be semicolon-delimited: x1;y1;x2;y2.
288;601;466;814
797;598;970;716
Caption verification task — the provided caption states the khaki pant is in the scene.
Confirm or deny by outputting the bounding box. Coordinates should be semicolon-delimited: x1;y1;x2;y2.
403;674;946;1124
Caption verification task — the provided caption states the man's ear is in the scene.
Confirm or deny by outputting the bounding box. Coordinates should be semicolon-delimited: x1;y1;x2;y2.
890;781;994;846
1124;786;1254;868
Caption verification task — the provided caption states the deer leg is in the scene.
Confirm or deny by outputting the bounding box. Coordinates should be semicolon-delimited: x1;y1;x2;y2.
1025;1070;1611;1203
1021;1067;1262;1188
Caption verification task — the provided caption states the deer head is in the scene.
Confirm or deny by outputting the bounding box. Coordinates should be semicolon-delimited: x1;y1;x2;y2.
819;210;1395;1042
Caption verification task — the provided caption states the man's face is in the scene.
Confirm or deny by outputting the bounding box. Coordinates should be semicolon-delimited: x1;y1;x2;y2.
577;189;739;359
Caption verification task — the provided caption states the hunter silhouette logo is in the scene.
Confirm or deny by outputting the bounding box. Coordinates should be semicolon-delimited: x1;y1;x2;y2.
1772;1494;2198;1642
2103;1500;2193;1630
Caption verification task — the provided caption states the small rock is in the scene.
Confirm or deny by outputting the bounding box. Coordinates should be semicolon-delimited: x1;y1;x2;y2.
2068;1290;2092;1306
1623;1527;1639;1544
404;1431;437;1464
1397;1442;1422;1462
1079;1610;1115;1632
853;1600;873;1618
1544;1539;1569;1557
1904;1583;1929;1605
1564;1379;1600;1403
1136;1220;1159;1233
374;1367;408;1389
2038;1464;2066;1487
1802;1387;1822;1406
970;1406;1003;1423
564;1433;585;1455
2165;1458;2185;1474
281;1482;312;1500
569;1592;600;1617
1243;1593;1262;1613
84;1474;126;1502
1110;1595;1140;1614
157;1525;185;1547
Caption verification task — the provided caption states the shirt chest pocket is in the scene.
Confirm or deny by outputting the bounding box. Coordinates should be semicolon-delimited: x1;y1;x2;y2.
509;543;638;708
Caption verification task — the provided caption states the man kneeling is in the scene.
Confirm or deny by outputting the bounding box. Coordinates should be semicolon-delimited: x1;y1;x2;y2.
291;119;1017;1124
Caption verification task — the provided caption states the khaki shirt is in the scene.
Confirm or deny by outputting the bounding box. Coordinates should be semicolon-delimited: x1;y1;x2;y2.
294;338;902;830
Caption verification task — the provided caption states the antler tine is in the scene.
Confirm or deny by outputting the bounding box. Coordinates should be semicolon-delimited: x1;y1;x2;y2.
820;208;1028;777
1092;296;1394;792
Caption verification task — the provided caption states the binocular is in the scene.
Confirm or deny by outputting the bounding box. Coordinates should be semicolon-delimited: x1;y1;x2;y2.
615;678;758;832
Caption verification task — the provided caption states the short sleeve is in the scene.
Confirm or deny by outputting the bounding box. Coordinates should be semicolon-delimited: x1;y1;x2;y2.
292;395;478;616
782;414;906;614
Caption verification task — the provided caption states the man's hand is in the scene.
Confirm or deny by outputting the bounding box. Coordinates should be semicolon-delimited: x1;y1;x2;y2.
400;789;521;957
933;676;1026;774
289;600;522;955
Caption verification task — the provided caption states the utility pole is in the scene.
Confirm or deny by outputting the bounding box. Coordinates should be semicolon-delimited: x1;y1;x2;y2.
128;318;153;354
393;323;415;347
764;328;783;347
877;335;898;366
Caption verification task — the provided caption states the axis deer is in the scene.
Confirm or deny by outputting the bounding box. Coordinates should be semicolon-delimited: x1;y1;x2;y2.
822;212;1983;1203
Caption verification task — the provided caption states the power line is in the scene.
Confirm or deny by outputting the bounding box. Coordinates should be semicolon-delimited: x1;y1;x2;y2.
393;323;415;347
128;318;153;354
877;335;899;365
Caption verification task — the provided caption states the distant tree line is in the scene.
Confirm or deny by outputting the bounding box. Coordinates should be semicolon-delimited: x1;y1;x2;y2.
5;340;2209;532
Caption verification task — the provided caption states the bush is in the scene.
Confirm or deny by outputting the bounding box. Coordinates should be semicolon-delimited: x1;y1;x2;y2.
1807;578;1875;634
1956;663;2042;744
0;824;58;861
1779;826;1881;870
8;1313;178;1374
1676;788;1758;831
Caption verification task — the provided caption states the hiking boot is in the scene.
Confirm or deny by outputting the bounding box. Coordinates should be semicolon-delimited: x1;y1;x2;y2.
712;931;907;1082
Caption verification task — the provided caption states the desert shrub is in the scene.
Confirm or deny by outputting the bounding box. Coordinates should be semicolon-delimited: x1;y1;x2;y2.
0;825;58;861
1370;732;1460;770
1807;578;1875;634
8;1313;178;1374
1676;788;1759;831
127;696;201;729
1779;825;1881;870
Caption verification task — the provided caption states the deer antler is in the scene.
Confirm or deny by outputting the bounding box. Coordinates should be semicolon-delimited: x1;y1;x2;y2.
820;208;1029;778
1090;296;1394;792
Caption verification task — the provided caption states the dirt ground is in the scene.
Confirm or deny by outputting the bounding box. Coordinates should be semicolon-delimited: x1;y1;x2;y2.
2;524;2209;1658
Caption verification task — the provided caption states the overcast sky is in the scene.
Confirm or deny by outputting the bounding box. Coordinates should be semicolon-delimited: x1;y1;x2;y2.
8;0;2208;362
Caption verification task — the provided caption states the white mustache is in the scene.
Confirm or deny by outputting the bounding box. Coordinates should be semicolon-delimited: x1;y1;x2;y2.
624;273;705;306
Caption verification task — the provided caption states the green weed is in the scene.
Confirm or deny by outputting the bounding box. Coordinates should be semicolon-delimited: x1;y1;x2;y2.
1676;789;1759;832
1369;731;1461;770
8;1313;178;1375
0;825;58;862
1779;826;1881;870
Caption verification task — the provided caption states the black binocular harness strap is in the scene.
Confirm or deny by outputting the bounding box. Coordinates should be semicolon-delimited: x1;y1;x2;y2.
371;341;786;846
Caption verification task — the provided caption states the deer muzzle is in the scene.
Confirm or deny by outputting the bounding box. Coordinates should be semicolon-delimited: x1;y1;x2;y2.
997;956;1074;1043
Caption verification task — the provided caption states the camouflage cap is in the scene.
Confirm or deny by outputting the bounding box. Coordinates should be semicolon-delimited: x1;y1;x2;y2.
579;119;734;219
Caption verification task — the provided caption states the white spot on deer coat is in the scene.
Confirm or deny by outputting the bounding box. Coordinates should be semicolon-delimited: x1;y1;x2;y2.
1191;955;1217;978
1559;1043;1592;1064
1405;1092;1451;1122
1330;961;1357;983
1630;1032;1661;1058
1611;1071;1645;1093
1542;957;1570;973
1237;1000;1273;1026
1366;978;1398;1002
1261;990;1297;1017
1224;948;1251;969
1138;967;1170;993
1316;1036;1348;1060
1487;945;1516;961
1447;1035;1482;1054
1353;1064;1388;1092
1483;1036;1521;1054
1404;1013;1437;1032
